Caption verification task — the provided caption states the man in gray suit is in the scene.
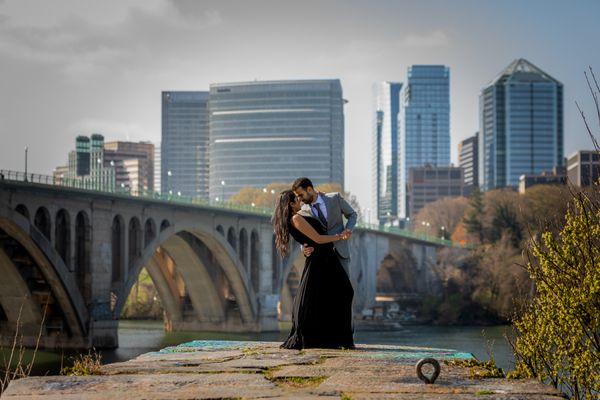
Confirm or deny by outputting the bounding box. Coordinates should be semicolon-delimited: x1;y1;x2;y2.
291;177;357;276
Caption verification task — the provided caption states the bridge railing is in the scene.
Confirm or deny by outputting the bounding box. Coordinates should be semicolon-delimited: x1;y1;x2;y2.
0;169;471;248
355;221;461;247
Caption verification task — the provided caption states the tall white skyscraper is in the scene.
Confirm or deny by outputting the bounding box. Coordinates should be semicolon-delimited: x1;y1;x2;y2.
372;82;402;225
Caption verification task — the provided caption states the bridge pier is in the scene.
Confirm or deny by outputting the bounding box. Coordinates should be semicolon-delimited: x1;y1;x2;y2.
88;200;119;348
256;224;279;332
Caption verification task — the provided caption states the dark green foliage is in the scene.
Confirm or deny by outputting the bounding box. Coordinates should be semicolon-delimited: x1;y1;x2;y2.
490;203;522;247
463;188;485;243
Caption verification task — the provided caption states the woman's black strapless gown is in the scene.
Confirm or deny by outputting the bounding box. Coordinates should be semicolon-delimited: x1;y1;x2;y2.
280;215;355;349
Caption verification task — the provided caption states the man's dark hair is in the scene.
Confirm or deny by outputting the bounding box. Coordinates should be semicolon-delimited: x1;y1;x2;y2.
292;177;314;191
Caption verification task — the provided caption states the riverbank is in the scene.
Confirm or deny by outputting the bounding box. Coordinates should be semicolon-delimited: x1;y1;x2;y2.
1;339;562;399
0;320;516;377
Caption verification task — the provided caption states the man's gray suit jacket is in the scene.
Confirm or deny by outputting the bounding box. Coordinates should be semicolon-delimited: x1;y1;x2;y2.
299;192;357;261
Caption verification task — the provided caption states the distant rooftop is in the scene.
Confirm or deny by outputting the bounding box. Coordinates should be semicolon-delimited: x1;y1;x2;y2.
210;79;341;88
489;58;561;85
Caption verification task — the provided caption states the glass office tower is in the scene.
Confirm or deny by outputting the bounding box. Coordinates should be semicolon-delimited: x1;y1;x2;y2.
372;82;402;225
161;91;210;199
479;59;563;190
208;80;345;201
398;65;450;219
459;132;479;194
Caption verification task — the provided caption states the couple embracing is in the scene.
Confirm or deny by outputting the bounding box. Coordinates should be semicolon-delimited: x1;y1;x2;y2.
271;177;357;350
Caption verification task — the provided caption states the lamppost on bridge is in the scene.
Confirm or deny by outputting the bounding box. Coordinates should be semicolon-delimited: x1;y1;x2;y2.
167;170;172;199
24;146;28;182
386;211;394;227
221;180;226;204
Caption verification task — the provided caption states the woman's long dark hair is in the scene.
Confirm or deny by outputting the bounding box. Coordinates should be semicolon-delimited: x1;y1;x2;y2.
271;190;297;257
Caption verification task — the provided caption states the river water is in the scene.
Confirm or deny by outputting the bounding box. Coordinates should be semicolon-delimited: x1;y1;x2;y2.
9;320;515;376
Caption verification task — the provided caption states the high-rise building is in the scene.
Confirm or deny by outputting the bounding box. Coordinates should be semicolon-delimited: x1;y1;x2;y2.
154;144;161;194
54;135;155;194
566;150;600;187
398;65;450;219
161;91;210;199
59;134;116;191
104;141;154;195
407;165;464;218
373;82;402;225
74;135;90;176
208;80;345;200
459;132;479;194
479;59;564;191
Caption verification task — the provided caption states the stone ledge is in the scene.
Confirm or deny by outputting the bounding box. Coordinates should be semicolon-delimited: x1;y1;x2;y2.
1;340;564;400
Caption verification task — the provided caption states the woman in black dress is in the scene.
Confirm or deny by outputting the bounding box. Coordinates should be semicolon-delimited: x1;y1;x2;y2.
272;190;355;350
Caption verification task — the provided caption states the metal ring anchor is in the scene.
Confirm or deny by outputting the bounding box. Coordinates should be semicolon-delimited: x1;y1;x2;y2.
416;358;441;384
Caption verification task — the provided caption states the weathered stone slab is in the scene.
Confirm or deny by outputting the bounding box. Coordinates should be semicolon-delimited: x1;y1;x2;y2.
1;373;282;399
340;395;565;400
1;340;564;399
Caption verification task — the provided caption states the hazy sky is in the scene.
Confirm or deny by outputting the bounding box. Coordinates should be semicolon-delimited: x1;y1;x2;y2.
1;0;599;211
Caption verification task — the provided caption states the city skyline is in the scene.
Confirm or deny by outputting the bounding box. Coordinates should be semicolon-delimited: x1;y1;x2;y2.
1;0;599;212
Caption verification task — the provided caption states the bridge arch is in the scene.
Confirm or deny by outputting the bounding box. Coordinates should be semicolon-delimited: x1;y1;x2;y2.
216;225;224;236
119;221;259;329
55;209;71;268
144;218;156;248
160;219;170;232
0;206;88;344
227;227;237;250
143;249;184;330
15;204;29;220
375;249;418;296
34;206;51;241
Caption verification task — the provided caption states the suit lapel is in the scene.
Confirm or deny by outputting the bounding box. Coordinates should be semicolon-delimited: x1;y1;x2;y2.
320;193;331;228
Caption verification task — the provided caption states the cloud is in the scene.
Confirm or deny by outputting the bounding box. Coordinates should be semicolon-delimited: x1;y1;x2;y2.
0;0;222;79
399;30;449;48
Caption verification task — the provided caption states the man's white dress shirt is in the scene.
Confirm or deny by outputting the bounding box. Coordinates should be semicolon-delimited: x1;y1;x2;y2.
310;193;328;222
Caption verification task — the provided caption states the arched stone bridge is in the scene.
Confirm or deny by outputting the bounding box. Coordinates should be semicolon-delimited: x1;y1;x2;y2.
0;179;455;349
